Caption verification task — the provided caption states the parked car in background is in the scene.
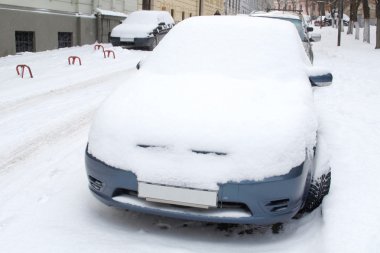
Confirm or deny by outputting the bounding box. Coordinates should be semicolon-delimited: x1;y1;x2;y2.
303;14;312;25
110;10;175;50
315;13;349;26
85;16;332;225
250;11;321;63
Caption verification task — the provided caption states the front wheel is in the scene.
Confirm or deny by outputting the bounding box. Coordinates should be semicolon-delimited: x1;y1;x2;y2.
302;171;331;213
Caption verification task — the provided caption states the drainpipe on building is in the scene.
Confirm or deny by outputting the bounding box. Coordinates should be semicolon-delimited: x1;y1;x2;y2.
75;0;82;46
77;16;82;45
96;12;102;43
199;0;204;16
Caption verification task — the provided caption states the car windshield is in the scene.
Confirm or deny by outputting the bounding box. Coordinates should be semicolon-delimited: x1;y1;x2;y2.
142;16;310;79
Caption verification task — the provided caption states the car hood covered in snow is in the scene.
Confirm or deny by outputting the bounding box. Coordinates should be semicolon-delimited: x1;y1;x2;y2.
88;16;318;190
88;73;317;190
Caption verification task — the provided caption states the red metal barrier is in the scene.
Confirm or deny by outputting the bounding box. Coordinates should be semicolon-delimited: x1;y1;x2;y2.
68;56;82;66
16;64;33;78
103;50;115;59
94;44;104;51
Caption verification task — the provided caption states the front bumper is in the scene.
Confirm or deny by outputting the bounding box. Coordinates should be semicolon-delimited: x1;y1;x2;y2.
85;150;311;225
110;36;155;48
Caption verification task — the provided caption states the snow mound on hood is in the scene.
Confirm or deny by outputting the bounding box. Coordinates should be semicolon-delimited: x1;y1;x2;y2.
88;16;318;190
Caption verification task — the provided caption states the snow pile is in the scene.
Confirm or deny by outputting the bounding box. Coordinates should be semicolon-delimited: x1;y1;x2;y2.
111;11;174;38
88;17;318;189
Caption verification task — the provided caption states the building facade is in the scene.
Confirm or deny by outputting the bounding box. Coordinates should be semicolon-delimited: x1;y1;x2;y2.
224;0;271;15
138;0;224;22
0;0;224;57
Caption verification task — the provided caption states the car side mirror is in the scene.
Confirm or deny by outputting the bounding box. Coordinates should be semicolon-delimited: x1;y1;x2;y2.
310;33;321;42
309;73;333;87
307;27;313;32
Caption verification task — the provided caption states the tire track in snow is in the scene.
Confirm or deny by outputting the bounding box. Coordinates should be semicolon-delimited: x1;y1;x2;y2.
0;109;93;173
0;68;135;116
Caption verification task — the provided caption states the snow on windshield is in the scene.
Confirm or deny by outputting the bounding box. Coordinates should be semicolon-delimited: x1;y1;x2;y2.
142;16;310;79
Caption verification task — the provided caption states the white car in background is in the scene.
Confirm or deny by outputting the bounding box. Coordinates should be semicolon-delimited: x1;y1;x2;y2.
110;10;175;50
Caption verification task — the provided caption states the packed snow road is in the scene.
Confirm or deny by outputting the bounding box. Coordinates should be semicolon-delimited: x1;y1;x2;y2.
1;28;380;253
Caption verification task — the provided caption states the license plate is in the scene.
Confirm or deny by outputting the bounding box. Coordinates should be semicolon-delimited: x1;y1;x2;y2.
138;182;217;209
120;37;134;42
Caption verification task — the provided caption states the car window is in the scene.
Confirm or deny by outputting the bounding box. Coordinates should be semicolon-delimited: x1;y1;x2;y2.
254;16;307;41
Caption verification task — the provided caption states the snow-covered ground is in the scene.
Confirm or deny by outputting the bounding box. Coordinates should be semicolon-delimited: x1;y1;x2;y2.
0;27;379;252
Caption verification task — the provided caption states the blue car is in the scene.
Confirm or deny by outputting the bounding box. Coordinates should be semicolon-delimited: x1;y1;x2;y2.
85;16;332;225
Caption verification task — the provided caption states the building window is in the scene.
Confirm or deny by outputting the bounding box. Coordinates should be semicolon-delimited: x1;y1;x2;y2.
190;13;192;17
58;32;73;48
142;0;151;10
182;11;185;20
171;9;175;18
15;31;34;53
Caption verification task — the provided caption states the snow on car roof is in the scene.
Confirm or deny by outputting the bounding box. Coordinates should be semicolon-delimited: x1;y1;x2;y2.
123;10;174;25
88;16;317;190
143;16;309;79
251;11;301;20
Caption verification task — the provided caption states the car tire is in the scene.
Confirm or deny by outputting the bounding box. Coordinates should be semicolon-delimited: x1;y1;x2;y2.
302;170;331;213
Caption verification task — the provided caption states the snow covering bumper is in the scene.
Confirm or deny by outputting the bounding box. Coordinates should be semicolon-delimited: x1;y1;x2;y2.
110;36;155;49
85;149;310;225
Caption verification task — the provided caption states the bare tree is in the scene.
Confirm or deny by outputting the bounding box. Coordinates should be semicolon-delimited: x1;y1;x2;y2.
376;0;380;48
277;0;282;9
291;0;297;10
347;0;361;38
347;0;355;34
362;0;370;43
284;0;289;10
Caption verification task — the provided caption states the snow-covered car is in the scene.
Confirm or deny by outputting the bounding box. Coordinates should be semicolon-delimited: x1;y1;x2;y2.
320;13;349;26
110;10;175;50
85;16;332;225
250;11;321;63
